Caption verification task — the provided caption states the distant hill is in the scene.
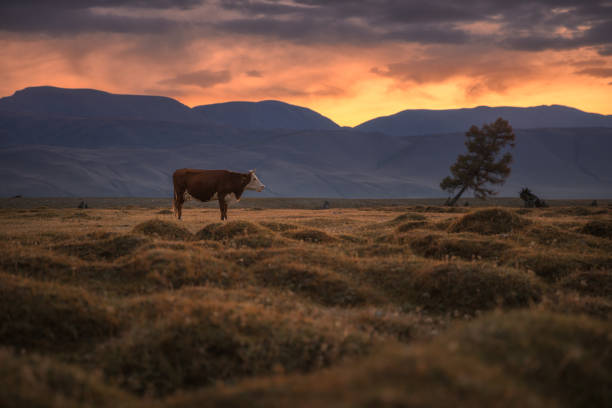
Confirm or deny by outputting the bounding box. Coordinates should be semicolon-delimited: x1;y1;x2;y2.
193;100;339;131
1;86;611;198
356;105;612;137
0;86;199;123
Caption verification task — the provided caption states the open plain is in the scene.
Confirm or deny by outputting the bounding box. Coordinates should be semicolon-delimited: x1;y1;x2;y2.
1;198;611;407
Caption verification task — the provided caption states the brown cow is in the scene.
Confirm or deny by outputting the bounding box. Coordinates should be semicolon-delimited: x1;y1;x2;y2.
172;169;265;220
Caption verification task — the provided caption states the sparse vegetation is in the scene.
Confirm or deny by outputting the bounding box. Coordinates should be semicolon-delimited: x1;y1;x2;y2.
0;201;610;406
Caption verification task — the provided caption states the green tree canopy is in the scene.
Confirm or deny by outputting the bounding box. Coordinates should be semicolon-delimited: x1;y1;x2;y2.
441;118;515;206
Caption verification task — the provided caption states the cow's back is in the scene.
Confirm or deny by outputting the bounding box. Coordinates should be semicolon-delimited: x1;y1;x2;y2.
173;169;238;202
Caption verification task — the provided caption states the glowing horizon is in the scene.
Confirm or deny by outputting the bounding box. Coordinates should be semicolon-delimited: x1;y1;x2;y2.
1;1;611;127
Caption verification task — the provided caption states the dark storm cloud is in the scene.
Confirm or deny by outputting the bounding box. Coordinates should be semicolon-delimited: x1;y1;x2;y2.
158;69;232;88
575;67;612;78
1;0;610;52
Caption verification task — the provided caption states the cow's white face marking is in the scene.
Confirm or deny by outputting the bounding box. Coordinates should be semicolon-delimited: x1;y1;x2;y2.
225;192;239;205
246;170;265;192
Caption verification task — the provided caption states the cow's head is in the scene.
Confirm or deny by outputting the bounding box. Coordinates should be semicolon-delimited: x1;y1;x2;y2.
246;169;265;192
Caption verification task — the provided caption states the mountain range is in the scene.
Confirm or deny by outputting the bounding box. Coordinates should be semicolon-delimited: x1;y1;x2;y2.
1;86;611;198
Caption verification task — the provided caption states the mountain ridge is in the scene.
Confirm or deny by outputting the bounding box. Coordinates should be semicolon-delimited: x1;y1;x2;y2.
1;86;611;198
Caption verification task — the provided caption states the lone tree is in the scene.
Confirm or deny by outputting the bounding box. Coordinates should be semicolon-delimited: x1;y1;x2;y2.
441;118;515;206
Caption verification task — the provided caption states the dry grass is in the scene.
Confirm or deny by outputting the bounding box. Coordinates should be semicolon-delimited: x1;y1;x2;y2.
0;202;610;406
449;208;531;235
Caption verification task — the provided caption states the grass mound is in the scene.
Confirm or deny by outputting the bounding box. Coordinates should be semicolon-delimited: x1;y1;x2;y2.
196;221;261;240
410;263;541;313
580;220;612;239
0;250;78;282
251;258;376;306
100;300;370;396
167;341;546;408
283;229;336;243
0;349;135;408
449;208;530;235
396;221;427;232
410;234;510;261
0;273;119;351
124;248;252;290
545;206;607;217
390;212;427;223
448;310;612;407
196;221;280;248
259;222;299;232
54;234;149;261
353;243;407;257
133;219;192;240
541;293;612;321
559;270;612;299
508;250;612;281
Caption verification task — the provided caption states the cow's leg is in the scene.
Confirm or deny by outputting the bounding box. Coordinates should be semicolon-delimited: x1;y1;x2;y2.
218;196;227;220
173;188;185;220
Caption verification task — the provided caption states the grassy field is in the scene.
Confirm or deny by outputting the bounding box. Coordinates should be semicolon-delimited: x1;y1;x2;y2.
0;200;611;407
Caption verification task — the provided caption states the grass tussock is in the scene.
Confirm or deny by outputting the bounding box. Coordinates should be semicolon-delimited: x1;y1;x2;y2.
447;310;612;407
251;258;378;307
409;263;541;314
410;234;510;261
259;222;299;232
540;292;612;321
196;221;281;248
396;221;427;232
449;208;530;235
390;212;427;223
54;234;150;261
282;228;336;243
133;219;192;241
508;250;612;281
99;299;370;396
124;248;252;290
580;220;612;239
1;203;610;405
0;349;136;408
559;270;612;299
0;273;119;351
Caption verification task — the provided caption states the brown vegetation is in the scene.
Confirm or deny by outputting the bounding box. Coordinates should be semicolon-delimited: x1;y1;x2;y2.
0;202;610;406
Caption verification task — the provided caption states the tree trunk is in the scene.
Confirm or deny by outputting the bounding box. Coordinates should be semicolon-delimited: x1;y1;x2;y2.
446;185;467;206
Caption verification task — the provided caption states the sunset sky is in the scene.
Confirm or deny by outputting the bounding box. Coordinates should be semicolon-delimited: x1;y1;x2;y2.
1;0;611;126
